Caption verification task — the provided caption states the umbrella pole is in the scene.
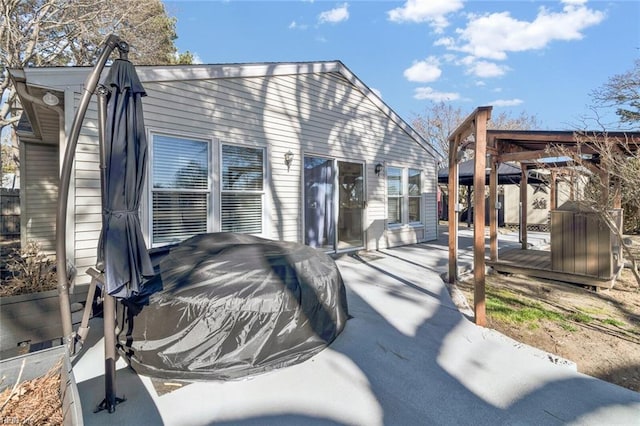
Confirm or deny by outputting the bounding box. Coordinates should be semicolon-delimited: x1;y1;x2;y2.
94;85;125;413
99;294;124;412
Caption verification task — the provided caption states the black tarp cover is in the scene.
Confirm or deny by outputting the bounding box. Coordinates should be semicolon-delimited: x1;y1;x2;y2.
117;233;349;380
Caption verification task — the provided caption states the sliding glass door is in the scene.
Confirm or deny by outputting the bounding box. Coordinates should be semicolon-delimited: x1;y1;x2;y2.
304;156;335;250
304;156;364;251
337;161;364;250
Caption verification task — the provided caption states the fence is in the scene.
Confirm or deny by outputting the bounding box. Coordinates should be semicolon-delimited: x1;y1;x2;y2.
1;188;20;241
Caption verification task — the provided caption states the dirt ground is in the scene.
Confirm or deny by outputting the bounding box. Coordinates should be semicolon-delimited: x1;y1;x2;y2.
455;266;640;393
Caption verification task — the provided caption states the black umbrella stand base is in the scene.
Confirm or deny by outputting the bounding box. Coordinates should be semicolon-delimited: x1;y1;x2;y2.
94;395;126;414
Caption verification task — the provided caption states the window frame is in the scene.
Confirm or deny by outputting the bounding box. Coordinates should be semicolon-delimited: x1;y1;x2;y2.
219;143;266;235
386;166;423;227
408;168;422;224
147;131;212;248
386;166;403;227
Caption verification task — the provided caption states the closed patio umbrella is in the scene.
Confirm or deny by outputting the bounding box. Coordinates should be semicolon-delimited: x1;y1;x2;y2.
97;57;153;298
95;47;153;413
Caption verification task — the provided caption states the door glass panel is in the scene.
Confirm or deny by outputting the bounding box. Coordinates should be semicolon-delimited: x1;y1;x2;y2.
337;161;364;250
304;156;335;249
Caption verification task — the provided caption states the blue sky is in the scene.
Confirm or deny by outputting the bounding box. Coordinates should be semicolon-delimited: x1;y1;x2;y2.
164;0;639;130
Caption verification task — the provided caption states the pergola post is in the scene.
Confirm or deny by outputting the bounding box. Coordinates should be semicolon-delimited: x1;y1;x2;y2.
520;164;528;250
473;108;490;327
448;134;460;284
447;106;492;326
613;177;622;209
550;170;557;210
466;186;472;228
489;156;498;261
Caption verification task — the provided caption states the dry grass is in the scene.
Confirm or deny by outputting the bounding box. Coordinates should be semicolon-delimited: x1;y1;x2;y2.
0;241;57;297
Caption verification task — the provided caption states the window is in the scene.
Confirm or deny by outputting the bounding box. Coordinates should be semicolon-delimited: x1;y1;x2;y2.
408;169;422;223
151;134;209;245
387;167;402;225
221;144;264;233
387;166;423;226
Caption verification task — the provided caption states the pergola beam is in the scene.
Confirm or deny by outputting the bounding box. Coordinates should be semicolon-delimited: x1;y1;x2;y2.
497;147;576;163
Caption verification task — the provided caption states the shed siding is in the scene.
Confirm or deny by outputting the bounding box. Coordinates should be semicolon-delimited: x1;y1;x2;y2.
69;70;437;283
22;142;58;252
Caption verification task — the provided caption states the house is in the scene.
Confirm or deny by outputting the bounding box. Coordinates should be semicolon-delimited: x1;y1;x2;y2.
10;61;440;285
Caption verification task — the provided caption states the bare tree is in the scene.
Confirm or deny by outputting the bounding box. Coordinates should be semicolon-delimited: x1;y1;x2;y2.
412;102;540;222
411;101;540;157
557;60;640;288
0;0;189;177
589;59;640;130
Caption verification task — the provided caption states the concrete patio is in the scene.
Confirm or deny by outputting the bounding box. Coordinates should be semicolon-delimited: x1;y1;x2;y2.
72;226;640;425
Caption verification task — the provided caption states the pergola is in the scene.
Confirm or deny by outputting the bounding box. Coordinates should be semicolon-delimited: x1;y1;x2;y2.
447;106;640;326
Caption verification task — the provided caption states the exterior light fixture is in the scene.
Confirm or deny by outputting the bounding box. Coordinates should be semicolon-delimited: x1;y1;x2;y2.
375;163;383;176
284;150;294;172
42;92;59;106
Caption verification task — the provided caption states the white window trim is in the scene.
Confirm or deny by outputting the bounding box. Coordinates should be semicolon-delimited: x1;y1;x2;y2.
386;165;425;228
408;168;423;225
145;130;215;248
386;166;403;228
219;142;267;237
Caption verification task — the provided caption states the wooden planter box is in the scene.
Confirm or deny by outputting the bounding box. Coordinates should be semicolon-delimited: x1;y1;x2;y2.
0;345;83;425
0;289;88;354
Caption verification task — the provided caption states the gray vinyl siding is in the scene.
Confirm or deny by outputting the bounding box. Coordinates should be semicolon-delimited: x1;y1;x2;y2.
72;93;102;284
67;68;437;284
140;72;436;245
22;142;58;252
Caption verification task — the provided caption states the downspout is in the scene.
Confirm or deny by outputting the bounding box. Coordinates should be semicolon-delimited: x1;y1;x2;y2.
55;34;124;349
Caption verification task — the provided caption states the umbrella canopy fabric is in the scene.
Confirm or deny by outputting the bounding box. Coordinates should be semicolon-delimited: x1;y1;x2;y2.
97;59;153;298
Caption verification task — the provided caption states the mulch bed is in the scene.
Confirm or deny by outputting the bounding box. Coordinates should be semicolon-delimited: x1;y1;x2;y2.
0;359;63;425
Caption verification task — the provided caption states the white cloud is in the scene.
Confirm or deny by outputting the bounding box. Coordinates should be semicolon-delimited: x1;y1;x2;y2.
319;3;349;24
467;60;509;78
490;98;524;107
388;0;463;33
289;21;308;30
413;87;460;101
446;1;605;60
403;56;442;83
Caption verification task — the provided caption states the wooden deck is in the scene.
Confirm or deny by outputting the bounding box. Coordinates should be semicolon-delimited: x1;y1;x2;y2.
487;248;615;288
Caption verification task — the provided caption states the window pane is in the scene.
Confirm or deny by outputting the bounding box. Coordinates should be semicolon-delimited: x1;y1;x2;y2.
222;145;264;191
221;194;262;233
409;197;421;223
153;135;208;189
388;197;402;225
408;169;421;196
387;167;402;196
152;192;207;244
